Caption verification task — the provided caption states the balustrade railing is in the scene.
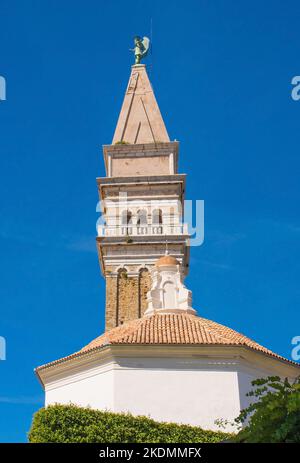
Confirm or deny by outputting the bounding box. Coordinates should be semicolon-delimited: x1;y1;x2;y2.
97;224;188;237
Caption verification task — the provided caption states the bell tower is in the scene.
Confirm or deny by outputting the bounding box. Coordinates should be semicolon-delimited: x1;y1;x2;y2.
97;64;190;331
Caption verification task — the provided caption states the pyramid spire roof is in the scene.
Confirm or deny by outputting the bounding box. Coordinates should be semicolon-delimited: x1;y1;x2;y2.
112;64;170;145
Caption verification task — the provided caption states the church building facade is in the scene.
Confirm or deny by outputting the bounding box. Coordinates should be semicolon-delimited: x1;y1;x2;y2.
36;63;300;432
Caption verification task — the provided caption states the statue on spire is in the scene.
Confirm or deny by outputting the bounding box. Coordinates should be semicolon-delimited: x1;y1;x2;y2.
130;36;150;65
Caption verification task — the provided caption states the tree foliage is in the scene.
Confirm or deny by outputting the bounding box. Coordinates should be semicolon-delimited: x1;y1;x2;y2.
29;404;230;443
234;375;300;443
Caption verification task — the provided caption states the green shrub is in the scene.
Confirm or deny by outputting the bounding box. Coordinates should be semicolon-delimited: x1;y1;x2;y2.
28;404;230;443
234;376;300;443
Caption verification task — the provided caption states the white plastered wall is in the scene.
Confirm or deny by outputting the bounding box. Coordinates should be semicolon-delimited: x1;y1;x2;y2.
45;363;115;412
43;351;299;433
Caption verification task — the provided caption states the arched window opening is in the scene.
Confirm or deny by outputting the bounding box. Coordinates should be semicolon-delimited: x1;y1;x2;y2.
137;209;147;226
121;210;132;226
152;209;163;234
116;268;129;327
152;209;163;225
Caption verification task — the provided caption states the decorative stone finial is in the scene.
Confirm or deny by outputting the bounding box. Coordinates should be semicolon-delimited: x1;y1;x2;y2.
145;256;196;316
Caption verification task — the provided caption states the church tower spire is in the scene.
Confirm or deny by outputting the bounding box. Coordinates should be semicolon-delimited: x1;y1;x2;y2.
112;64;170;145
97;63;190;331
36;40;300;432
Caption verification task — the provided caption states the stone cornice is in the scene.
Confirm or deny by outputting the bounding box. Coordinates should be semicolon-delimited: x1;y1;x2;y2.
36;343;300;389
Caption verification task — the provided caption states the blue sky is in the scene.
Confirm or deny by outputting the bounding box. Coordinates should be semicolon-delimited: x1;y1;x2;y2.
0;0;300;442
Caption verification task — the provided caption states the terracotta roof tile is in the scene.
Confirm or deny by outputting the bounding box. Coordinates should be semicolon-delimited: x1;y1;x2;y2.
36;313;300;371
